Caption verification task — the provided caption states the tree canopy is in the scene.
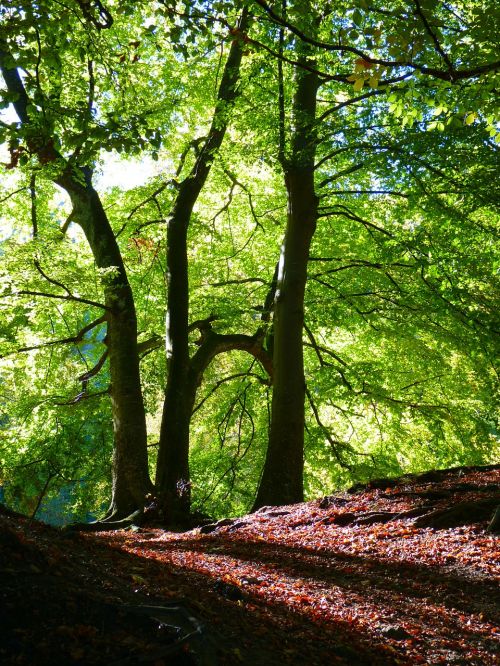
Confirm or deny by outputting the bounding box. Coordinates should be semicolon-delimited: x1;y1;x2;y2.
0;0;498;525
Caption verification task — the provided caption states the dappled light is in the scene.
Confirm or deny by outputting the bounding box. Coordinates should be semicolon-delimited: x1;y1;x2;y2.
2;466;498;664
1;0;498;662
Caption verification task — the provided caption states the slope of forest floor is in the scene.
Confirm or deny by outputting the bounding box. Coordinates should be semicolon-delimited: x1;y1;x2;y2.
1;465;499;665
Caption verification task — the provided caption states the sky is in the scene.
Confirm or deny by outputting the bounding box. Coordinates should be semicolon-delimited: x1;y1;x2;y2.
0;103;162;244
1;103;159;192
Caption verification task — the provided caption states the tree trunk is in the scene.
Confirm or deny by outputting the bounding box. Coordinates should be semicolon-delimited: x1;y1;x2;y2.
68;174;152;519
0;48;152;520
155;187;193;523
253;20;319;510
155;10;250;523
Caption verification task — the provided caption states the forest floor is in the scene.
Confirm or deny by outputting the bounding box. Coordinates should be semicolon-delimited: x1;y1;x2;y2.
1;466;499;666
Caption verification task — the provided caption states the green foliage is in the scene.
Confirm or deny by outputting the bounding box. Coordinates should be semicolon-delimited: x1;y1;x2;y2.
1;0;498;521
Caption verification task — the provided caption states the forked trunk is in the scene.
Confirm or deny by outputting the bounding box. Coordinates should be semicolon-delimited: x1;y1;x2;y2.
156;10;250;523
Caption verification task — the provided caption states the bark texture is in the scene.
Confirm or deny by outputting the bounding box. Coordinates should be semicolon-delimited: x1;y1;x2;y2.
253;11;319;510
155;10;250;523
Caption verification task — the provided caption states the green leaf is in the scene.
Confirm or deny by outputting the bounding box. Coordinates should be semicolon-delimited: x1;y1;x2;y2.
352;10;363;27
353;77;365;91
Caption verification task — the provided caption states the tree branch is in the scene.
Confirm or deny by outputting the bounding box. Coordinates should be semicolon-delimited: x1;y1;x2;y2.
33;260;72;295
305;385;352;469
54;388;110;406
16;290;109;310
317;163;365;189
318;206;393;237
209;277;267;288
0;41;31;123
323;189;409;198
77;350;108;383
0;187;28;204
252;0;500;82
193;371;269;415
0;315;106;359
413;0;454;76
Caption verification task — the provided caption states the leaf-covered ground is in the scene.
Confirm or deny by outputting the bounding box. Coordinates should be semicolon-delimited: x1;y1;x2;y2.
1;466;499;665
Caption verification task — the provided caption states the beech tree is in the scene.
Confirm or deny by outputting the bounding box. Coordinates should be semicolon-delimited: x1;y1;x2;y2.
0;5;152;520
250;0;499;507
154;7;265;522
1;0;498;523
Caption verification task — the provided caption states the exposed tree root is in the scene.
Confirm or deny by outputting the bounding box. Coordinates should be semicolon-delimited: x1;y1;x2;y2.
324;501;500;530
64;510;144;532
346;465;500;494
413;498;500;529
487;505;500;534
324;507;433;527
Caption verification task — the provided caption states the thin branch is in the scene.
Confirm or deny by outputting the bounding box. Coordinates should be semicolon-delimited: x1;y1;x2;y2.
0;187;28;204
243;34;342;81
0;315;106;359
305;385;352;469
317;75;412;122
303;321;328;368
77;350;108;383
221;166;265;230
33;260;72;295
27;468;57;527
319;205;393;237
209;277;267;287
399;374;445;392
188;314;220;333
30;174;37;238
137;334;163;355
60;211;75;235
303;338;353;391
210;181;236;225
314;145;358;170
413;0;454;76
317;163;365;189
252;0;500;82
87;58;95;116
131;218;164;235
126;181;170;221
277;0;287;165
310;258;414;277
325;189;409;197
16;290;109;310
53;388;109;406
193;371;269;416
359;382;449;412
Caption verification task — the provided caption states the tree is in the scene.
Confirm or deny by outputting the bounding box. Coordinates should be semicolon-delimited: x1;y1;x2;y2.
250;0;499;508
0;2;154;520
0;0;498;523
155;7;259;523
252;1;320;507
